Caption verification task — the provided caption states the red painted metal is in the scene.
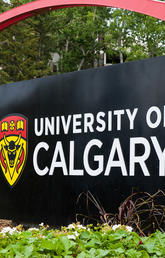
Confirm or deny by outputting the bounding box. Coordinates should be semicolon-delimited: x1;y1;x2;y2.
0;0;165;31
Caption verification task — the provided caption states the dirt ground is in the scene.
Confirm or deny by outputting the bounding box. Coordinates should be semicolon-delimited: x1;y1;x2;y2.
0;219;14;231
0;219;53;231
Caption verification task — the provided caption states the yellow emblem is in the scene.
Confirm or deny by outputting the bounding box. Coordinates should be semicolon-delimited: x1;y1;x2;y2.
0;115;28;187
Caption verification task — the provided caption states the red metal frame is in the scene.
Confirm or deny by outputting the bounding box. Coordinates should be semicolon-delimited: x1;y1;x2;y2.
0;0;165;31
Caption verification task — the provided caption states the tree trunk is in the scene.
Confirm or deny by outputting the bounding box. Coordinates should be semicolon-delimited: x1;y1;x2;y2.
65;39;69;53
78;57;85;71
119;36;124;63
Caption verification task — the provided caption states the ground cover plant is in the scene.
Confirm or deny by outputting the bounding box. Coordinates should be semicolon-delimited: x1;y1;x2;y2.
0;223;165;257
1;191;165;257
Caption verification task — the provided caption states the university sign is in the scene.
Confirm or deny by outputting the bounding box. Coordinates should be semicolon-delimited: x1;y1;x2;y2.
33;108;165;178
0;57;164;225
1;0;165;225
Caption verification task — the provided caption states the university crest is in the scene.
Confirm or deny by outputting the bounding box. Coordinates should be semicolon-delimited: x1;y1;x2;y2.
0;114;28;187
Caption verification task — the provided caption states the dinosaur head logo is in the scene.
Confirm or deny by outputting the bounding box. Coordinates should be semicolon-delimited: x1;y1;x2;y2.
0;114;28;187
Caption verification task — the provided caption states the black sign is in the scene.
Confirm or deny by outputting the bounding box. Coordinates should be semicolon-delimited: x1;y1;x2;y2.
0;56;165;226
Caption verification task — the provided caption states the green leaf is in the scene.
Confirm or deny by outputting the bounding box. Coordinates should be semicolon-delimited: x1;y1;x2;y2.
77;251;89;258
143;240;156;254
24;245;34;257
126;249;150;258
79;231;91;240
60;236;76;251
96;249;109;257
40;239;56;250
115;247;125;254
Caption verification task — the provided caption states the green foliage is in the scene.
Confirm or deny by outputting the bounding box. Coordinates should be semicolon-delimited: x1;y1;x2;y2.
0;224;165;257
0;5;52;85
0;3;108;84
105;9;165;63
1;1;165;85
47;7;109;73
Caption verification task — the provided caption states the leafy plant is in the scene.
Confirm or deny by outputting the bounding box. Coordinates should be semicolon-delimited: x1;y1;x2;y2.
0;223;165;257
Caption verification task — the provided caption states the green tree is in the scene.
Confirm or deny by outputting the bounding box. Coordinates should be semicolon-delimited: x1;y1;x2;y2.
1;2;165;84
0;0;52;84
48;7;109;73
105;9;165;63
105;9;134;63
0;3;109;83
128;13;165;60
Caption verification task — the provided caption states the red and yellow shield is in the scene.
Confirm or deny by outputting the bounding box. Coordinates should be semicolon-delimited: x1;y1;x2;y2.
0;114;28;187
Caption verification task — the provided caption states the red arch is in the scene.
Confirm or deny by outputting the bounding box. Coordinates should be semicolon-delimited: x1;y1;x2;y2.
0;0;165;31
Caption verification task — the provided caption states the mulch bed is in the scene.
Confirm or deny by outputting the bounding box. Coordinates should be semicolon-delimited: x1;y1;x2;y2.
0;219;14;231
0;219;53;231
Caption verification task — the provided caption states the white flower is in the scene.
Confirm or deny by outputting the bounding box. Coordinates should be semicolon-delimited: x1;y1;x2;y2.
0;226;11;234
67;224;75;229
112;224;133;232
74;231;79;237
112;224;121;231
77;225;86;230
0;227;19;236
67;234;76;240
126;226;133;232
28;227;39;231
39;222;44;227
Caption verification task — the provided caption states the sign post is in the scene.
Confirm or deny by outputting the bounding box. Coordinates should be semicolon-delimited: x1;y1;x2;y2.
0;57;164;225
1;0;165;226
